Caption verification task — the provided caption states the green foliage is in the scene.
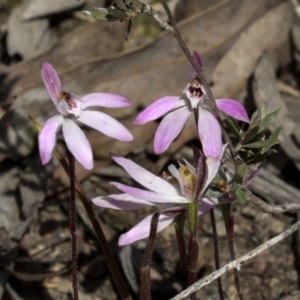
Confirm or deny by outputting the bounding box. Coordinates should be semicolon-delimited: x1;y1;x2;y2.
235;187;247;203
84;0;147;40
90;7;128;21
219;104;281;202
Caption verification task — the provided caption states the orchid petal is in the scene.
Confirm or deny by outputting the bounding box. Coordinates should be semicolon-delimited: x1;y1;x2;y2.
154;106;191;154
198;108;222;158
81;93;131;109
203;157;221;192
62;119;93;170
190;51;202;78
118;212;178;246
38;115;63;165
134;97;185;125
111;155;179;195
168;164;183;194
41;62;61;105
198;198;218;215
78;110;133;142
110;182;188;204
92;193;154;210
183;159;196;174
203;144;227;192
216;99;250;123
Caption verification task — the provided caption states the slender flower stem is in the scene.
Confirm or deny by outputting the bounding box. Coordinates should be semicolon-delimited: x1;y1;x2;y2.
66;148;79;300
59;148;132;300
187;202;199;300
30;112;132;300
222;204;244;300
175;213;188;284
209;208;224;300
139;212;160;300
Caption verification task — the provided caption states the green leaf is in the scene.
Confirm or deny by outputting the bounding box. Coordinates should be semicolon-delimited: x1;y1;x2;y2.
269;127;281;140
263;148;277;156
258;107;281;133
237;163;247;178
232;173;242;184
82;10;95;20
204;187;224;199
106;7;128;19
242;138;278;149
235;187;247;203
261;142;278;154
261;103;269;119
223;117;241;140
232;164;247;184
90;7;123;21
242;126;260;145
249;109;261;129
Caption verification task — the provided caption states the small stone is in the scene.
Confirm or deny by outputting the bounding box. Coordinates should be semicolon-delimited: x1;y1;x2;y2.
7;6;57;60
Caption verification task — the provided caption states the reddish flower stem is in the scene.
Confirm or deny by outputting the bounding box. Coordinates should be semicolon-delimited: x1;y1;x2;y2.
222;204;244;300
187;202;199;300
139;212;160;300
29;95;133;300
66;148;79;300
175;213;188;284
209;208;224;300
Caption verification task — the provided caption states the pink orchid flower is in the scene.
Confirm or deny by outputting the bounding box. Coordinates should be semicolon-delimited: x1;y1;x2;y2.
92;145;226;246
38;62;133;170
134;52;249;158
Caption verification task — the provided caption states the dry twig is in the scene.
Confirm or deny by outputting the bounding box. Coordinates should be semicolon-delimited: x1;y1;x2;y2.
248;192;300;214
169;220;300;300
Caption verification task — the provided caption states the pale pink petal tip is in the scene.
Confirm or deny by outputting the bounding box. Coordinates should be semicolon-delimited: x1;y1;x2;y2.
92;194;152;210
198;108;222;158
134;96;183;125
78;110;133;142
38;115;63;165
190;51;202;78
110;182;188;203
154;106;191;154
81;93;131;109
198;198;218;214
118;213;177;246
62;119;94;170
216;99;250;123
41;62;61;105
110;154;179;195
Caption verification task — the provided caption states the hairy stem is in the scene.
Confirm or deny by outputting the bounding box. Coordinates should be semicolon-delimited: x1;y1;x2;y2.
66;148;79;300
187;202;199;300
61;150;131;300
222;204;244;300
30;115;132;300
139;212;160;300
209;208;224;300
175;213;188;284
